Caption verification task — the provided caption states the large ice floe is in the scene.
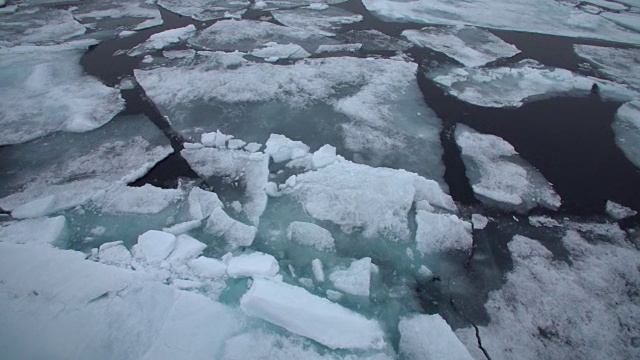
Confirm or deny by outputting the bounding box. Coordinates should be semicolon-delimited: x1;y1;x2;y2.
402;25;520;67
158;0;249;21
272;6;363;36
362;0;640;45
429;60;635;108
455;124;561;212
128;24;197;56
70;0;164;37
0;7;86;46
135;53;446;181
399;314;474;360
574;45;640;91
461;232;640;359
0;41;125;145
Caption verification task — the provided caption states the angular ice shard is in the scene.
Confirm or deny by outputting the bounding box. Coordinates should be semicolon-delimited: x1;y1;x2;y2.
415;211;473;254
474;232;640;359
329;257;372;297
240;277;386;350
0;8;85;46
606;200;638;220
250;42;311;61
574;45;640;91
128;25;197;56
158;0;249;21
316;43;362;53
336;29;412;52
265;134;310;163
399;314;473;360
166;234;207;266
430;60;634;108
204;207;257;248
0;216;66;246
188;256;227;278
272;7;363;36
226;252;280;278
286;221;336;251
0;42;125;145
311;258;325;282
10;195;55;219
402;25;520;67
455;124;561;212
362;0;640;45
611;100;640;169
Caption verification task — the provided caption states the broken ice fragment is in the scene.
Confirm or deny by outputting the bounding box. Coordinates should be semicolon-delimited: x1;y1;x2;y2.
415;211;473;255
166;234;207;267
272;6;363;36
128;25;197;56
132;230;177;265
311;144;337;169
204;207;257;249
265;134;311;163
0;216;66;245
97;241;132;268
10;195;55;219
95;184;182;215
336;29;412;51
286;221;336;252
188;257;227;279
188;187;224;221
227;252;279;278
574;45;640;92
329;258;372;297
316;43;362;53
605;200;637;220
250;43;311;61
0;8;86;46
311;258;325;282
471;213;489;230
162;220;203;235
201;130;234;148
158;0;249;21
612;100;640;170
399;314;473;360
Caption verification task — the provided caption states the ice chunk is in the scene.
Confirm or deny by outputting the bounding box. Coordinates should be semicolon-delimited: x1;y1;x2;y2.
0;8;86;46
455;124;562;212
601;11;640;33
182;147;269;224
244;142;262;153
311;144;337;169
71;0;163;36
583;0;628;10
132;230;177;265
201;129;234;148
205;207;257;248
188;187;224;220
10;195;55;219
399;314;473;360
162;220;203;235
316;43;362;53
227;139;246;150
574;45;640;91
329;258;372;297
272;7;363;36
362;0;640;45
189;256;227;279
158;0;249;21
430;60;634;108
605;200;637;220
240;277;386;349
95;184;182;214
128;25;196;56
97;241;132;268
226;252;280;278
418;265;434;279
336;29;412;51
166;234;207;266
251;43;311;61
415;211;473;255
471;213;489;230
286;221;336;251
265;134;311;163
311;258;325;282
0;43;125;145
402;25;520;67
528;215;561;228
612;100;640;169
0;216;66;245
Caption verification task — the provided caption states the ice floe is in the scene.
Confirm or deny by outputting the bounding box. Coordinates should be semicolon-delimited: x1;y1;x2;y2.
316;43;362;53
226;252;280;278
71;0;163;36
329;257;373;296
0;8;85;46
158;0;249;21
601;11;640;32
286;221;336;251
574;45;640;91
612;100;640;169
455;124;561;212
250;42;311;61
93;184;182;215
336;29;412;52
265;134;311;163
471;213;489;230
415;211;473;254
272;6;363;36
399;314;473;360
402;25;520;67
606;200;638;220
584;0;629;11
204;207;257;248
0;216;66;245
128;24;196;56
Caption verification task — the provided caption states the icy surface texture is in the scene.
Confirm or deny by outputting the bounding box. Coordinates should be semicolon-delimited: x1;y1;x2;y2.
0;114;172;214
402;25;520;67
601;11;640;32
0;216;66;245
0;8;85;46
329;257;372;296
605;200;637;220
250;42;311;61
399;314;473;360
286;221;336;251
362;0;640;45
472;232;640;359
612;100;640;169
71;0;163;35
574;45;640;91
455;124;561;212
0;42;125;145
136;56;446;182
272;6;363;36
158;0;249;21
226;252;280;278
471;213;489;230
128;25;196;56
430;60;634;108
336;29;412;51
415;211;473;254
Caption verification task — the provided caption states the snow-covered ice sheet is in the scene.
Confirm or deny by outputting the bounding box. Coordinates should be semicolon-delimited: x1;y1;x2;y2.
0;8;85;46
402;25;520;67
0;42;125;145
430;60;634;108
272;6;363;36
0;216;66;246
128;25;196;56
455;124;561;212
601;11;640;32
158;0;249;21
362;0;640;45
399;314;473;360
240;277;386;350
574;45;640;91
414;211;473;254
226;252;280;278
612;100;640;169
92;184;182;215
583;0;629;11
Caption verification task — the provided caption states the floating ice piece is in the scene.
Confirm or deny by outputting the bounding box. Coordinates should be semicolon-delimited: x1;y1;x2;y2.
201;130;234;148
128;25;197;56
0;43;125;145
402;25;520;67
362;0;640;45
455;124;561;212
574;45;640;91
166;234;207;267
418;265;434;279
605;200;637;220
612;100;640;169
188;188;224;222
601;11;640;32
71;0;163;35
95;184;182;214
471;213;489;230
415;211;473;254
244;142;262;153
250;42;311;61
272;7;363;36
329;258;372;297
528;215;561;228
227;139;246;150
0;216;66;245
316;43;362;53
336;29;412;51
189;257;227;279
10;195;55;219
240;277;386;349
311;144;337;169
163;220;203;235
311;258;325;282
205;207;257;248
265;134;311;163
97;241;132;268
584;0;628;10
182;147;269;224
226;252;280;278
399;314;473;360
286;221;336;251
0;8;86;46
158;0;249;21
430;60;634;108
132;230;177;265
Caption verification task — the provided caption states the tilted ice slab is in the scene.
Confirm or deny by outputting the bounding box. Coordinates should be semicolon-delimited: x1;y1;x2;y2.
455;124;561;212
574;45;640;91
399;314;473;360
415;211;473;255
71;0;163;35
583;0;628;11
189;19;339;53
128;25;196;56
402;25;520;67
362;0;640;45
136;55;446;181
612;100;640;169
158;0;249;21
272;6;363;37
0;114;172;214
0;8;85;46
240;277;386;350
430;60;634;108
280;157;456;240
0;42;125;145
468;232;640;359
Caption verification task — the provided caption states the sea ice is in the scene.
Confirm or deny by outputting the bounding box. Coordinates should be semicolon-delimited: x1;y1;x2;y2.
240;277;386;350
265;134;311;163
311;258;325;282
188;187;224;220
455;125;561;212
204;207;257;248
601;11;640;32
311;144;337;169
329;257;372;297
128;25;197;56
286;221;336;251
430;60;634;108
316;43;362;53
0;216;66;245
226;252;280;278
399;314;473;360
415;211;473;254
471;213;489;230
402;25;520;67
97;241;132;268
132;230;177;265
188;256;227;279
162;220;203;235
584;0;629;11
71;0;163;36
0;8;86;46
335;29;412;51
250;42;311;61
272;7;363;36
612;100;640;169
10;195;55;219
605;200;638;220
158;0;249;21
94;184;182;215
574;45;640;91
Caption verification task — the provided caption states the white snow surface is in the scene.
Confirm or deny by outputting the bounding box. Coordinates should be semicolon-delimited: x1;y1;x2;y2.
204;207;257;249
605;200;637;220
311;144;338;169
471;213;489;230
188;187;224;220
399;314;473;360
250;42;311;61
415;211;473;254
71;0;163;33
455;124;562;212
128;25;196;56
316;43;362;53
402;25;520;67
0;216;66;246
0;8;86;46
612;100;640;169
226;252;280;278
286;221;336;251
132;230;177;265
601;11;640;32
240;277;386;350
574;45;640;91
265;134;311;163
329;257;373;296
93;184;182;214
311;258;325;282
